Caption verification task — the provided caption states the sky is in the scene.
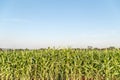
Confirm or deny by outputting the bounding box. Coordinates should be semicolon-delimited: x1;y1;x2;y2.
0;0;120;49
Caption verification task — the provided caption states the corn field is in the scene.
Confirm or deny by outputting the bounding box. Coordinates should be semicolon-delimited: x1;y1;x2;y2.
0;48;120;80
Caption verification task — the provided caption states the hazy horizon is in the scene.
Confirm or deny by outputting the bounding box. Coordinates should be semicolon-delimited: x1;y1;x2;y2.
0;0;120;49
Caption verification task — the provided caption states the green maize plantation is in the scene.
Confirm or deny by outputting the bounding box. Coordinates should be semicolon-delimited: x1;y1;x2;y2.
0;48;120;80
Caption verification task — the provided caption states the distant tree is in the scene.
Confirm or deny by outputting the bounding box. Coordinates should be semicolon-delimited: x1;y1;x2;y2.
94;48;98;50
88;46;93;49
48;47;50;49
7;49;13;51
109;46;115;49
0;48;2;51
25;48;29;51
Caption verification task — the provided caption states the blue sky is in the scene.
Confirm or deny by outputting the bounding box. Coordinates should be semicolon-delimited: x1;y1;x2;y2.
0;0;120;48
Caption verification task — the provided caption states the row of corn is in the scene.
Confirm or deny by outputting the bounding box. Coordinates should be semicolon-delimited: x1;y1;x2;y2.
0;48;120;80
